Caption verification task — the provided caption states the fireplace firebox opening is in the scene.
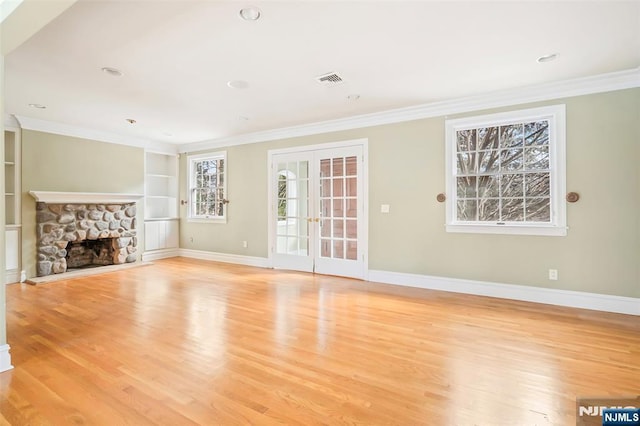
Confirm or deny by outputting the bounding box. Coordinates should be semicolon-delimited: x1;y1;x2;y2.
65;238;116;270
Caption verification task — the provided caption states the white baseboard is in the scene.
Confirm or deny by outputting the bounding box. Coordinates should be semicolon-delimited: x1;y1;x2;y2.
6;270;26;284
368;270;640;316
179;248;269;268
142;248;181;262
0;344;13;373
136;248;640;316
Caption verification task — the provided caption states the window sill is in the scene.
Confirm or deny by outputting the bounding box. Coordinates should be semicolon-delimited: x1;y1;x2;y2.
187;217;227;224
446;223;567;236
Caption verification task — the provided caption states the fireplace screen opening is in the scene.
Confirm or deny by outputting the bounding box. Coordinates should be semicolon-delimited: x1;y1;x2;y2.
65;238;116;270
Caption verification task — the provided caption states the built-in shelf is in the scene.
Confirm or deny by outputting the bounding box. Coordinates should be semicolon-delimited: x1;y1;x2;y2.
5;125;23;283
4;127;19;226
145;152;178;220
145;152;179;256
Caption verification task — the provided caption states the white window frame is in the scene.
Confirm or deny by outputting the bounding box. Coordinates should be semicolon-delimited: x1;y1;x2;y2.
187;151;227;223
445;105;566;236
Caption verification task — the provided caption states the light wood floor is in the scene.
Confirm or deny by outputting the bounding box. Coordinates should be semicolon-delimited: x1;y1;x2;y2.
0;257;638;425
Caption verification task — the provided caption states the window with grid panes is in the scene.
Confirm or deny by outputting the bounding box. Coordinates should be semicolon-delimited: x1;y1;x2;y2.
445;105;566;236
188;151;227;222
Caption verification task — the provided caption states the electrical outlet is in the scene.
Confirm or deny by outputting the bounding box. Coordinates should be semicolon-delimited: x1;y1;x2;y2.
242;241;248;248
380;204;390;214
189;236;194;243
548;269;558;280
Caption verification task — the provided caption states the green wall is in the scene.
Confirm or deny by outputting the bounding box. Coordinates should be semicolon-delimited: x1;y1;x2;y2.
21;130;145;278
180;88;640;298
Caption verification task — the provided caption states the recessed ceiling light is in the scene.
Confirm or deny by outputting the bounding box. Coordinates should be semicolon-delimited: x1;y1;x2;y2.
125;118;137;124
101;67;124;77
239;7;261;21
239;116;249;121
28;103;46;109
227;80;249;89
347;94;360;101
537;53;558;63
162;132;173;137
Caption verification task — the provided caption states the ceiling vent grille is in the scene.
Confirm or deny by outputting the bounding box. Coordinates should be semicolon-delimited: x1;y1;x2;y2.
316;72;344;86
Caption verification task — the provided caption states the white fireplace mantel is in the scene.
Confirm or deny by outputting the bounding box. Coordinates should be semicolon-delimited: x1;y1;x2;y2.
29;191;144;204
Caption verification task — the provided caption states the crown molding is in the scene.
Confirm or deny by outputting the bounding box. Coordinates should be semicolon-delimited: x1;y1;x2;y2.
6;68;638;155
4;114;19;128
14;115;179;155
180;67;640;153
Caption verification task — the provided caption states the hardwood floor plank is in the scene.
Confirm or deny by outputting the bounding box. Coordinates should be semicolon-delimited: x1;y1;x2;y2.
1;257;638;425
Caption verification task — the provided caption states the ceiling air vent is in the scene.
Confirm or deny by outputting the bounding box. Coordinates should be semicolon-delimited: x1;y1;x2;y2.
316;72;344;86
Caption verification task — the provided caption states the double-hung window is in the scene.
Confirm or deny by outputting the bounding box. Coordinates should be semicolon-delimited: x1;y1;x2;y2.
445;105;566;236
188;151;227;222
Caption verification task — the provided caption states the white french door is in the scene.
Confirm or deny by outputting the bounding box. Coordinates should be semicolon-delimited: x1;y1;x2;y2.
270;144;366;279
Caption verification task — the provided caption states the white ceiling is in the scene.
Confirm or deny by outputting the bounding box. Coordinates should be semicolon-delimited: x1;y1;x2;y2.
5;0;640;145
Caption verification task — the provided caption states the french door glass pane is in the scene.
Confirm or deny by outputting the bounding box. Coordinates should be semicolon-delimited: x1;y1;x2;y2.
275;160;309;255
332;158;344;176
345;157;357;176
320;159;331;178
321;239;330;257
333;219;344;238
346;241;358;260
318;155;358;260
346;178;357;197
345;220;357;238
333;199;344;217
333;240;344;259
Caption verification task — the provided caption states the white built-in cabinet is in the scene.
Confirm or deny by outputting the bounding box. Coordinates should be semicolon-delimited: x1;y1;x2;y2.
144;151;179;258
4;126;23;283
144;220;179;251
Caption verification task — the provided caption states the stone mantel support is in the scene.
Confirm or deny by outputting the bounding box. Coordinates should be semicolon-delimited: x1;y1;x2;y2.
29;191;143;204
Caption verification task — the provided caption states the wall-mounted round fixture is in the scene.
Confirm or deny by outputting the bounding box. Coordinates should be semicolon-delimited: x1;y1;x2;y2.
101;67;124;77
125;118;137;124
227;80;249;89
566;192;580;203
28;103;46;109
436;193;446;203
239;7;261;21
537;53;558;63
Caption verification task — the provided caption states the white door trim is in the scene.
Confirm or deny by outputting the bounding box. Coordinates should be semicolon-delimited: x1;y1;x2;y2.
267;138;369;279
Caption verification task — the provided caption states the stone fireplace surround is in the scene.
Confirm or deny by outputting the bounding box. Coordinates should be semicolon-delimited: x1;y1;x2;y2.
29;192;144;277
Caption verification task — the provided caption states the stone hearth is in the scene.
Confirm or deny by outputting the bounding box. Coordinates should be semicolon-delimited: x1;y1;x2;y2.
36;202;138;276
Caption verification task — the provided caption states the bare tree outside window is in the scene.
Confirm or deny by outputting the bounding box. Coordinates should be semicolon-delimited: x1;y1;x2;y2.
277;175;287;221
455;120;551;223
445;105;566;236
189;154;226;219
